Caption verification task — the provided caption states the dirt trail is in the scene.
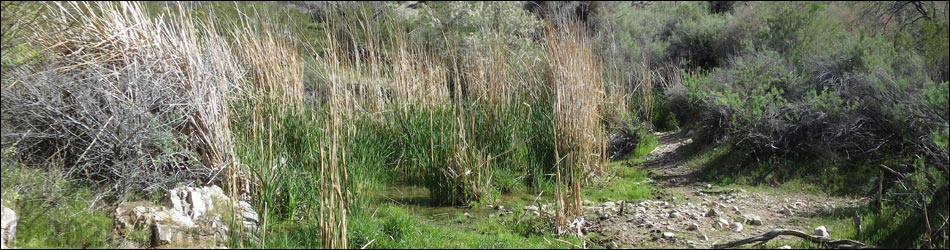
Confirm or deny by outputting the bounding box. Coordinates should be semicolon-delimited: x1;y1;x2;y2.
585;132;867;249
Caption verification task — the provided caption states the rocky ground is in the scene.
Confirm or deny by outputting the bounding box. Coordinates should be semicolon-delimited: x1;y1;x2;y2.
583;132;868;249
0;132;870;249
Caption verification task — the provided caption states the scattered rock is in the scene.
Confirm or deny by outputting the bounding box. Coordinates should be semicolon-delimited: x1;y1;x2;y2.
814;226;829;237
714;218;729;229
823;204;834;212
524;205;539;212
598;210;612;220
1;205;16;249
780;206;795;216
743;214;763;226
730;222;743;232
714;202;725;209
704;208;720;217
662;232;675;238
669;212;680;219
732;206;740;212
689;213;700;220
701;234;709;242
686;223;699;231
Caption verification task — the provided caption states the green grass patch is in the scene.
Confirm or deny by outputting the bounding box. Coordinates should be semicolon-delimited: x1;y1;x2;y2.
612;130;659;166
583;164;651;203
1;165;114;249
347;205;583;249
631;132;659;163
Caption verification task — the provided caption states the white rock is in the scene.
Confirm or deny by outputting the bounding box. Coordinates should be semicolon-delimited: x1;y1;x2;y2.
118;186;259;248
604;201;616;208
814;226;829;237
701;234;709;242
639;201;651;207
732;206;740;212
686;223;699;231
524;205;539;211
151;223;183;247
778;245;792;249
1;205;16;249
669;212;680;219
187;190;204;220
714;218;729;229
730;222;743;232
662;232;675;238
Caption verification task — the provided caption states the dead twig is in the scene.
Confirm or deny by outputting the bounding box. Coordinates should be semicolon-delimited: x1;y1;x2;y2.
713;228;881;249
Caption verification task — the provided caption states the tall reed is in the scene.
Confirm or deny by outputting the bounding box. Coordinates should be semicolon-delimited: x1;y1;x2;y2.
542;19;610;235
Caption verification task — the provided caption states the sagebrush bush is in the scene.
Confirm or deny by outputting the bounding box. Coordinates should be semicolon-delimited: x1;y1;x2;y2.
667;8;744;69
0;2;245;197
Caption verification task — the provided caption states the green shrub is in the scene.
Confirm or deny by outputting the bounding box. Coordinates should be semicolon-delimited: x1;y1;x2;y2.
667;9;743;69
755;2;825;64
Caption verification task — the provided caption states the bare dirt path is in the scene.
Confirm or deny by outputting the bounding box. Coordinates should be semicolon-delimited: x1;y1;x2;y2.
584;132;868;249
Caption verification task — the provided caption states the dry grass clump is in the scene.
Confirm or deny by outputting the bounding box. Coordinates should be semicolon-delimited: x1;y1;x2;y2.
542;20;609;235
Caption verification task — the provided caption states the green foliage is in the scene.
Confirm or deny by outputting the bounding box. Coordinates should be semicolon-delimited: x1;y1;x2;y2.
403;2;540;56
915;18;949;82
652;94;680;132
755;2;827;64
688;49;799;132
0;166;113;249
583;166;650;203
923;81;949;121
668;8;742;69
